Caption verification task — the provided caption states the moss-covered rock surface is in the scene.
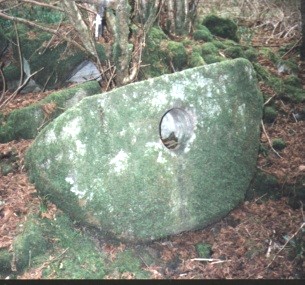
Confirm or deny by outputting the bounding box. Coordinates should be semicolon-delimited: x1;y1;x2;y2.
25;58;263;243
0;81;101;143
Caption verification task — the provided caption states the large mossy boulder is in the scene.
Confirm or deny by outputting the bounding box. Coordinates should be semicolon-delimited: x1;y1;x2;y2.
0;81;101;143
25;58;263;243
203;15;239;42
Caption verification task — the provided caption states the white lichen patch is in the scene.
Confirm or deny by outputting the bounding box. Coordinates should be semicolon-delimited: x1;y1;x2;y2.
184;131;197;154
65;175;86;199
41;158;51;170
245;65;254;80
119;129;126;137
238;103;246;117
150;91;168;108
75;140;86;156
45;130;57;144
157;151;167;164
171;83;186;100
145;142;163;152
61;117;82;139
131;135;137;145
109;150;129;174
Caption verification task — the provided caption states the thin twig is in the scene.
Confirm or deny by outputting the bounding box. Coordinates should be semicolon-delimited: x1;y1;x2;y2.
0;68;43;109
190;258;231;263
266;223;305;269
261;120;282;159
14;21;24;87
0;67;7;103
105;65;116;92
263;94;277;106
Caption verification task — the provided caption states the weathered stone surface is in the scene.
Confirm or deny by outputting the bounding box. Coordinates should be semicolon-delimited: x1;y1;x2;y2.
0;81;101;143
26;58;263;242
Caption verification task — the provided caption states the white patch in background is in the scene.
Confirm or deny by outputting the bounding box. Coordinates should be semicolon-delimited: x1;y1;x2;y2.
109;150;129;174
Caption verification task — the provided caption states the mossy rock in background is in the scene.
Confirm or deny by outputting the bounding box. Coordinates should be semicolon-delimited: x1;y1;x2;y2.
193;25;213;42
0;81;101;143
202;15;239;42
140;27;170;79
201;42;219;56
200;42;224;64
224;46;245;59
244;48;258;62
189;52;205;68
166;41;188;70
4;26;106;90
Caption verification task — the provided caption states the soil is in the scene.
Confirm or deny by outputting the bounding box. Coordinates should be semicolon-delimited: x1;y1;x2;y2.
1;26;305;280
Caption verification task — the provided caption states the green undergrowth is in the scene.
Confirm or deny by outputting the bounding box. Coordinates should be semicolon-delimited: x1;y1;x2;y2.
0;212;153;279
0;213;106;279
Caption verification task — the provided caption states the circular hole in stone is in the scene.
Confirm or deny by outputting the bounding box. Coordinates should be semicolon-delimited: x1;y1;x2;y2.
159;108;194;151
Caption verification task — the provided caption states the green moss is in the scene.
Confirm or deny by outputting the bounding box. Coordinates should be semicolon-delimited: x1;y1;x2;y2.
10;214;106;278
13;218;50;271
166;41;187;70
193;25;213;42
246;171;280;200
203;54;224;64
253;63;282;89
280;88;305;103
272;138;286;151
108;250;149;279
283;75;302;88
212;40;227;49
3;65;20;83
196;243;212;258
41;215;105;279
244;48;258;62
0;249;12;274
201;42;218;56
263;106;278;123
140;27;170;79
189;52;205;68
202;15;239;42
224;46;245;59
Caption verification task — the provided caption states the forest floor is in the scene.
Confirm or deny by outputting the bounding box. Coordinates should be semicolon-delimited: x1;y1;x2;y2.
1;19;305;279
